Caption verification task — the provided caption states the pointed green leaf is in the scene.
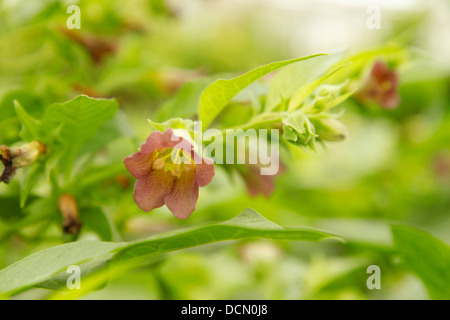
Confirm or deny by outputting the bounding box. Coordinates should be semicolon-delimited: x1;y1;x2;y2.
41;95;119;177
322;89;355;112
392;225;450;300
14;100;43;141
0;241;122;296
0;208;340;296
155;78;212;122
19;161;44;208
266;52;345;111
79;207;114;242
287;62;352;112
310;115;347;142
198;54;326;130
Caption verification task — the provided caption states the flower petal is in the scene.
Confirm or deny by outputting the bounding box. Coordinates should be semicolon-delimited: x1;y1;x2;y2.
240;161;285;197
243;171;275;197
195;156;215;187
140;128;182;154
123;151;154;179
164;169;199;219
133;169;174;212
369;60;400;109
125;128;215;217
380;94;400;110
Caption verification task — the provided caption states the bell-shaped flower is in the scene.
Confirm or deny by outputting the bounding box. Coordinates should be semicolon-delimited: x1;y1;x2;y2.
358;59;400;109
123;129;214;219
237;161;286;197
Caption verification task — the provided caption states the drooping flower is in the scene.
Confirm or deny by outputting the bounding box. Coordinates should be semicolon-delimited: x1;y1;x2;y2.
357;59;400;109
231;137;285;197
0;141;45;184
235;161;286;197
123;129;214;219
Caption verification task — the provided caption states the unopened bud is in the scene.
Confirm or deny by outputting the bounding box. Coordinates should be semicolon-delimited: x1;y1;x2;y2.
312;117;347;142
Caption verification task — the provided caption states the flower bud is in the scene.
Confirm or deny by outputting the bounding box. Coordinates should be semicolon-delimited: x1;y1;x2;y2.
311;117;347;142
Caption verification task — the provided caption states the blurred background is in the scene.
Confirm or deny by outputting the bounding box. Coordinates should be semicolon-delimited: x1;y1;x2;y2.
0;0;449;299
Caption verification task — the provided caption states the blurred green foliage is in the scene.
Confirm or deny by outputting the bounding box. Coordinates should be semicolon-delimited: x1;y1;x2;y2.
0;0;449;300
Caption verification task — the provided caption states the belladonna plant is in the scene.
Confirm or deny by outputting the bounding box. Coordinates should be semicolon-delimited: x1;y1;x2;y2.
124;128;214;219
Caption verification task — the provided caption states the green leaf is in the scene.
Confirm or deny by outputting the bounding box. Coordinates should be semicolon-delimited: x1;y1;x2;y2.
309;114;347;142
392;225;450;300
0;208;340;296
265;52;344;111
115;208;339;261
78;111;133;156
155;78;211;122
1;89;44;119
322;89;355;112
0;241;122;296
71;163;125;191
79;207;113;241
198;54;326;130
287;62;351;112
300;81;353;114
41;95;119;177
19;161;44;208
14;100;43;141
213;102;254;129
326;44;408;85
12;197;58;231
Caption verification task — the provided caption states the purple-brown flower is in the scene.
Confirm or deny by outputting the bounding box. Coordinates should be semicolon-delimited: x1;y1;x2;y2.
124;129;214;219
236;161;286;197
357;59;400;109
